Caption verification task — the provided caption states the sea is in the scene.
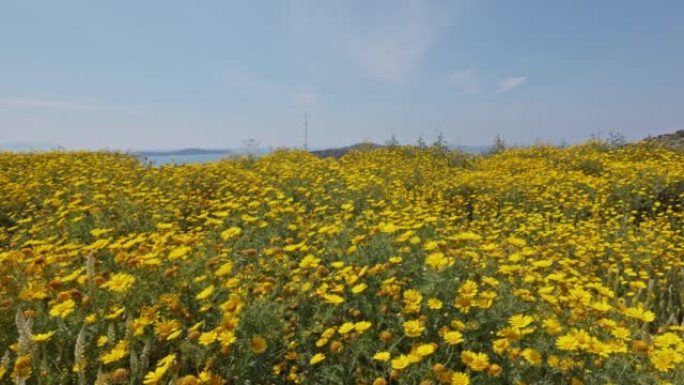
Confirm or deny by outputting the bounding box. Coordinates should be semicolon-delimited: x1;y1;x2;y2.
139;153;230;165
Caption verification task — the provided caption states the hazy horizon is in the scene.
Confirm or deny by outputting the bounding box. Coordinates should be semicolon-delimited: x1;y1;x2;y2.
0;138;496;153
0;132;643;153
1;1;682;150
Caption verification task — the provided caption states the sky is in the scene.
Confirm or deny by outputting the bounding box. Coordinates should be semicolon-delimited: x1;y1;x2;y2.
1;0;683;150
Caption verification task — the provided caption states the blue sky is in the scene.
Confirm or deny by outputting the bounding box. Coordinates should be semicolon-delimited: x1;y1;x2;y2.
1;0;682;150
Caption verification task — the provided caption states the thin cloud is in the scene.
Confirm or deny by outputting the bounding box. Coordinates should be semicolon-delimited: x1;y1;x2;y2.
496;76;527;94
288;0;455;85
346;22;433;84
345;2;450;85
0;97;94;110
448;68;478;93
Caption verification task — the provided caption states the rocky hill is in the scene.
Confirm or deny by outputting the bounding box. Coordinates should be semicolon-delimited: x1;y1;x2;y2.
644;130;684;151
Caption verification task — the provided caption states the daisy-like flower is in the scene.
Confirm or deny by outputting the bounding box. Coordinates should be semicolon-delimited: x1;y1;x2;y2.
100;273;136;293
451;372;470;385
250;335;267;354
309;353;325;365
31;331;55;343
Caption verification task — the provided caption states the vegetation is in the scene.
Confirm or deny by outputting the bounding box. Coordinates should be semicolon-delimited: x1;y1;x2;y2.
0;140;683;385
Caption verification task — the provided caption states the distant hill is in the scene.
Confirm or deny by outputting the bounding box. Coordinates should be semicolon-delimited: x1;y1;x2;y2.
310;143;490;159
311;143;383;158
643;130;684;151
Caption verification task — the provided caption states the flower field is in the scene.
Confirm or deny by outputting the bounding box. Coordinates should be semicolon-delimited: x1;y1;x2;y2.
0;142;683;385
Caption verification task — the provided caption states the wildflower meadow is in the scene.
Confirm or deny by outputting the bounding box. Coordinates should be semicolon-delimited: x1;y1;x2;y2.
0;141;683;385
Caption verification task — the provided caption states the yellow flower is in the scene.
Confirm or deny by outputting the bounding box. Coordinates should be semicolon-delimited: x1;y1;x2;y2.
653;332;682;348
624;305;656;323
12;354;32;381
155;318;182;341
403;289;422;303
482;276;500;287
299;254;321;269
218;330;237;348
487;363;503;377
310;353;326;365
220;226;242;241
611;327;631;341
521;348;542;365
251;335;267;354
427;298;443;310
423;240;440;251
492;338;509;355
49;299;76;319
426;252;451;270
322;327;337;339
143;354;176;385
391;354;411;370
105;305;126;320
97;336;109;347
100;272;136;293
90;228;112;237
416;343;435;356
177;375;200;385
451;372;470;385
451;319;466;330
444;330;464;345
556;334;579;351
215;261;234;277
388;256;403;264
408;353;422;364
378;222;399;233
403;319;425;338
168;246;191;260
31;331;55;343
354;321;372;333
373;351;390;362
100;340;129;364
198;330;218;346
454;295;474;313
542;318;562;335
143;367;168;385
650;348;678;372
461;351;490;371
458;280;479;297
323;294;345;305
508;314;534;329
339;322;355;334
196;285;215;301
351;283;368;294
403;289;423;314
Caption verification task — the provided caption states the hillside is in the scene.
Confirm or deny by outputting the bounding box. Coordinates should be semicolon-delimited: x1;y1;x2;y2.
644;130;684;151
